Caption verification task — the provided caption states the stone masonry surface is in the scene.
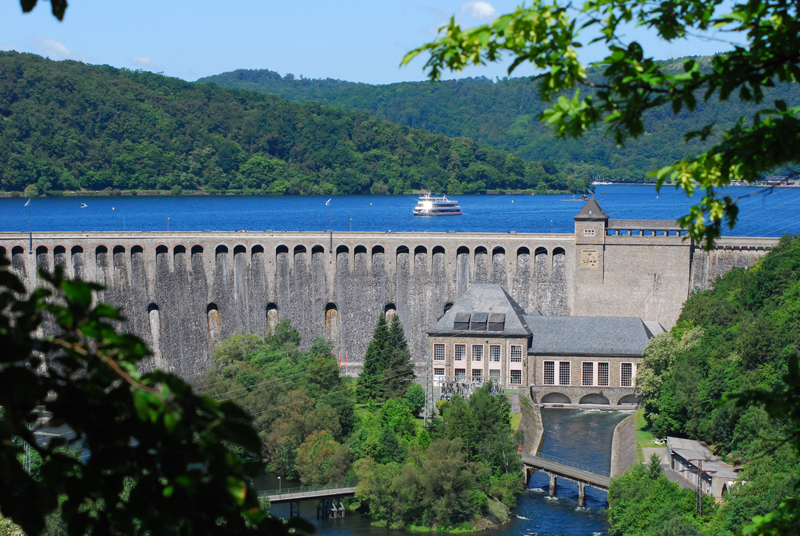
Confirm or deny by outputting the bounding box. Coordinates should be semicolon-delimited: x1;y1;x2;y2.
0;227;778;379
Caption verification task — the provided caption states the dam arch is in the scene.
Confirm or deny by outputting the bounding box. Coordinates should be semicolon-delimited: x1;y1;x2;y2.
541;392;571;404
325;302;338;339
580;394;610;405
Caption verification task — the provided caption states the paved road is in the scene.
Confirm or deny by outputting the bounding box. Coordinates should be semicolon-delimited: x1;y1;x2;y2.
642;447;694;490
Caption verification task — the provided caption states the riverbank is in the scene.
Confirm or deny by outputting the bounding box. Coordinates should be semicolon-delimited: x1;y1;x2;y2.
0;188;578;198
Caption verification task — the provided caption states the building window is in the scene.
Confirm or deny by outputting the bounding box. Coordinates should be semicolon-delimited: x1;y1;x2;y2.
544;361;555;385
472;369;483;384
454;344;465;361
621;363;633;387
510;370;522;385
434;367;445;376
598;362;609;386
511;345;523;363
559;362;571;386
490;369;501;384
489;345;501;362
582;362;594;386
455;369;466;382
472;345;483;362
584;228;596;237
433;343;445;361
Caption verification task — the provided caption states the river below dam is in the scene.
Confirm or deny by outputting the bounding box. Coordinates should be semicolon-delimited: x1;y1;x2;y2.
1;184;799;237
264;409;630;536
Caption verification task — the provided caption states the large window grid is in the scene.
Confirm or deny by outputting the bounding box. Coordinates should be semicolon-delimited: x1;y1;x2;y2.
544;361;555;385
455;369;466;382
510;370;522;385
489;345;501;362
598;362;609;386
582;362;594;386
559;362;571;386
454;344;465;362
472;369;483;383
434;368;445;376
472;345;483;362
621;363;633;387
511;345;523;363
490;369;501;384
433;344;445;361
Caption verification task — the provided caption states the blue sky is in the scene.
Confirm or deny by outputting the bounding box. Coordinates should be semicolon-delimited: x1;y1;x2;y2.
0;0;734;84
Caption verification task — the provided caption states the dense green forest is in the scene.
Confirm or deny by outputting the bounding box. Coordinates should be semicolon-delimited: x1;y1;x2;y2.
0;51;575;196
607;235;800;535
198;316;523;531
200;56;800;183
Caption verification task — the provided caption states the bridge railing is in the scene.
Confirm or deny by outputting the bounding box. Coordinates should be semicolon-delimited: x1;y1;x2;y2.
258;482;356;498
534;453;610;477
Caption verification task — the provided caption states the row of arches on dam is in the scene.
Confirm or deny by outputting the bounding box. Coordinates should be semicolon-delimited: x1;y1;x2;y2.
539;392;640;406
1;240;570;378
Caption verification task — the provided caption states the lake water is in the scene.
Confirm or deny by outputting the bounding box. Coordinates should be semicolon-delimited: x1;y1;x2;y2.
1;185;799;237
265;409;630;536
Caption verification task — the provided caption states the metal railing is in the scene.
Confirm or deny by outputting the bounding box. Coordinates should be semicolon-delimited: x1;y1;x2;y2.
533;453;610;477
258;482;355;498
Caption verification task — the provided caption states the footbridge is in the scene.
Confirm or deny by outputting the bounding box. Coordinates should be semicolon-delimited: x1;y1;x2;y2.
259;484;356;519
522;454;610;507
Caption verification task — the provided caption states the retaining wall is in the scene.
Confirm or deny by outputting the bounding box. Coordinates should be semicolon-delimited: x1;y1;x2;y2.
610;414;637;477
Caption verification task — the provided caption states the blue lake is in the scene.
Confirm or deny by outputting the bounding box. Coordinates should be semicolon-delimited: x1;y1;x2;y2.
1;185;799;237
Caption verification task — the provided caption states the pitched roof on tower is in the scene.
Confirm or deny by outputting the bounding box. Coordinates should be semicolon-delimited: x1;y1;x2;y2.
574;197;609;221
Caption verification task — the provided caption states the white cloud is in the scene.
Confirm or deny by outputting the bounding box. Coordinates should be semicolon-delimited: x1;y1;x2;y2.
460;1;497;22
31;36;87;61
130;56;164;70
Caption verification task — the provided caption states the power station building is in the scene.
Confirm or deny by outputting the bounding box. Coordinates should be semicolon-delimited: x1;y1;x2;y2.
427;283;662;407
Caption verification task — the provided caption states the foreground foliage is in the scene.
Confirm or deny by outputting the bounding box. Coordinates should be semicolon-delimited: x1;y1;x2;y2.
0;51;559;197
630;235;800;534
0;255;304;535
405;0;800;248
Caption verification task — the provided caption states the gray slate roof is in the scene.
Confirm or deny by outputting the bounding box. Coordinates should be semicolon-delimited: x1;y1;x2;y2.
573;197;609;221
523;316;653;356
608;219;681;230
428;284;531;337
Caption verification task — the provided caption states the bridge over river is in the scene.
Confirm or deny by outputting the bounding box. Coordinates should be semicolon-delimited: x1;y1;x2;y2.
522;454;610;507
259;484;356;520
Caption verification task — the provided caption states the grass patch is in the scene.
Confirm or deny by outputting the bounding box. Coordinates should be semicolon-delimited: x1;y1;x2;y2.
635;408;660;462
409;525;432;532
510;413;522;431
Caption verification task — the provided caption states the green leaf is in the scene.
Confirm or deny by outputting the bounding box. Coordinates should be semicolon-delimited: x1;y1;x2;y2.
227;476;247;504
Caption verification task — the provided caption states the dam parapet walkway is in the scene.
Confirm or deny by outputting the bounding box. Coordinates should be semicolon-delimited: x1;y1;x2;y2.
521;453;610;507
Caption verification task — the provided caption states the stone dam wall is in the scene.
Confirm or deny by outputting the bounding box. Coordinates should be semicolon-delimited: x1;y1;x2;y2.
0;231;778;379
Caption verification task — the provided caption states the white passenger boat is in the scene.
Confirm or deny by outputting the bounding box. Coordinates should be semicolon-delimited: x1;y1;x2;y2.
412;194;463;216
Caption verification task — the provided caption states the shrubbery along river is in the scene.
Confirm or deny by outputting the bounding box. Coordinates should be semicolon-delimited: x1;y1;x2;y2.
264;410;629;536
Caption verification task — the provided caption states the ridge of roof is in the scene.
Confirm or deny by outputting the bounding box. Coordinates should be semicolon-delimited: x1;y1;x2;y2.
574;197;609;221
428;284;531;337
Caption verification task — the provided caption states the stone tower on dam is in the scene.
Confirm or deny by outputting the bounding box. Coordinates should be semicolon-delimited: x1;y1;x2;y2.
0;199;777;378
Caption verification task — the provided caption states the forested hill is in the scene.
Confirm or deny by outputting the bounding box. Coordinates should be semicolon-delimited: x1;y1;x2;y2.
199;57;800;182
0;51;561;196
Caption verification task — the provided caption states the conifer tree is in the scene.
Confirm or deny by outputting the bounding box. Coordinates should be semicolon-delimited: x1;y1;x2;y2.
357;313;388;402
382;314;415;400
